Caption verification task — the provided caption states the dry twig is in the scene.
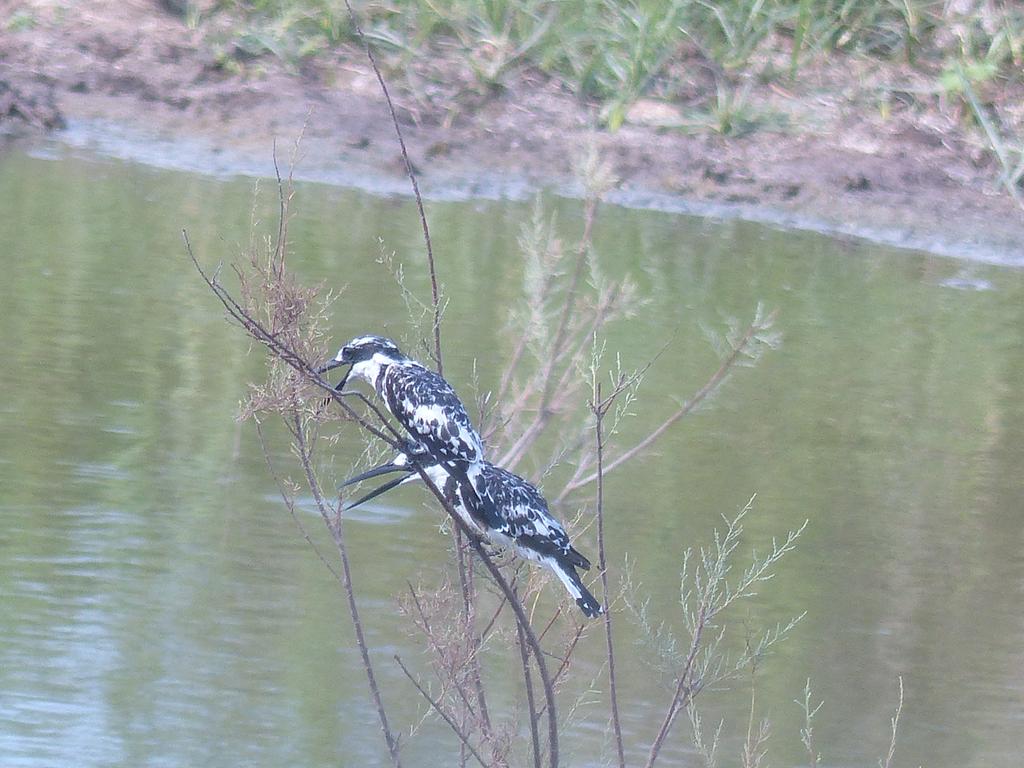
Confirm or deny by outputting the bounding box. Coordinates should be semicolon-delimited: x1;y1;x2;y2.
592;378;629;768
395;655;490;768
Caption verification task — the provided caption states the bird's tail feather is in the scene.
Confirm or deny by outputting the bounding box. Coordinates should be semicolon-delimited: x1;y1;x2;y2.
549;557;604;618
567;546;591;570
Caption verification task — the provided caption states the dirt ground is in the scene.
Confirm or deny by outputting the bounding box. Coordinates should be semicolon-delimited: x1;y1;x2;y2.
2;0;1022;264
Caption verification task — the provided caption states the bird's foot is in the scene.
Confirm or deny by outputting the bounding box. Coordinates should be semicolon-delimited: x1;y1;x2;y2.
482;543;512;565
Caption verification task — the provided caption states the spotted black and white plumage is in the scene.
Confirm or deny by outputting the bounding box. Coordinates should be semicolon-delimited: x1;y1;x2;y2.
378;363;483;464
319;335;484;464
341;452;604;619
482;463;602;618
319;335;494;519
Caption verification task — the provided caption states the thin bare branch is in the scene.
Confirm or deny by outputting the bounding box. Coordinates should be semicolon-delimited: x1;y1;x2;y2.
269;126;304;273
555;624;586;686
560;311;776;499
536;605;564;644
255;419;342;584
879;677;904;768
643;499;804;768
480;585;511;641
546;196;599;391
271;140;287;270
742;659;770;768
185;230;403;450
336;0;442;370
404;582;481;724
644;605;707;768
412;464;560;768
395;655;489;768
534;622;587;721
294;415;402;767
797;678;823;768
452;527;492;740
517;609;543;768
497;195;602;469
593;381;626;768
333;388;407;444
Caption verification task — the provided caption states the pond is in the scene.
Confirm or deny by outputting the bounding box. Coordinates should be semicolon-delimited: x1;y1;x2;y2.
2;142;1023;768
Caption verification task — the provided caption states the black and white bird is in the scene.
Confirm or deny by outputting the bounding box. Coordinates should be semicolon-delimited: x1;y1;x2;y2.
317;335;495;521
341;453;604;619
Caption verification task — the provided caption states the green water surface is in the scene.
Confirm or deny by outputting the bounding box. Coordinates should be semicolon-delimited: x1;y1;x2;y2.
2;145;1023;767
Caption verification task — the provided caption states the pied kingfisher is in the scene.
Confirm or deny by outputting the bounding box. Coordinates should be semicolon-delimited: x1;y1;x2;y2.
341;453;604;619
318;335;495;521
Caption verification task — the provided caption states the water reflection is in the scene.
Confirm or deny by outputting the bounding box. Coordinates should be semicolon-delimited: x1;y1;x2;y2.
1;145;1023;767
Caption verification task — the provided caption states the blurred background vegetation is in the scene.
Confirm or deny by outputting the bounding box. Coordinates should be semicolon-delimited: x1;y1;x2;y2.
189;0;1024;189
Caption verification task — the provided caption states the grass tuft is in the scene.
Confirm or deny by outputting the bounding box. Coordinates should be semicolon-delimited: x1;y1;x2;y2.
211;0;1024;195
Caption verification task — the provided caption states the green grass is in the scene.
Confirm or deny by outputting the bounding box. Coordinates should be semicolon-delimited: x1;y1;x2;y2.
5;9;38;31
215;0;1022;97
210;0;1024;187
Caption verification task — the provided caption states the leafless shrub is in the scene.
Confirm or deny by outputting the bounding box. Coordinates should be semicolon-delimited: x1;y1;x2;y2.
186;150;410;764
186;139;801;768
619;496;807;768
188;179;552;768
798;678;824;768
182;10;812;767
788;676;903;768
741;659;771;768
879;676;904;768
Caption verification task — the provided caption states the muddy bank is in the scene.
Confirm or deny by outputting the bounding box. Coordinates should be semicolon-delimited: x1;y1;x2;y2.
2;0;1022;265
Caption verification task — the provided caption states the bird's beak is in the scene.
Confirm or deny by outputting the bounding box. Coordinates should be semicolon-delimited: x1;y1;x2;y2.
316;358;352;393
343;475;410;510
341;462;416;510
341;461;413;487
317;358;346;375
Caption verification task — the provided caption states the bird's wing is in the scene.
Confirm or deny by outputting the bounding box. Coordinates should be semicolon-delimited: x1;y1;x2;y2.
381;364;484;463
488;467;578;561
487;467;602;618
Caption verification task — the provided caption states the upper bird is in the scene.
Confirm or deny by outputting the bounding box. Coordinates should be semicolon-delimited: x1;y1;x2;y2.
341;452;605;619
318;335;493;514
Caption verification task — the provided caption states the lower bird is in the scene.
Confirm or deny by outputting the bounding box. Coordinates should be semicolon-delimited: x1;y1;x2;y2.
342;454;604;619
